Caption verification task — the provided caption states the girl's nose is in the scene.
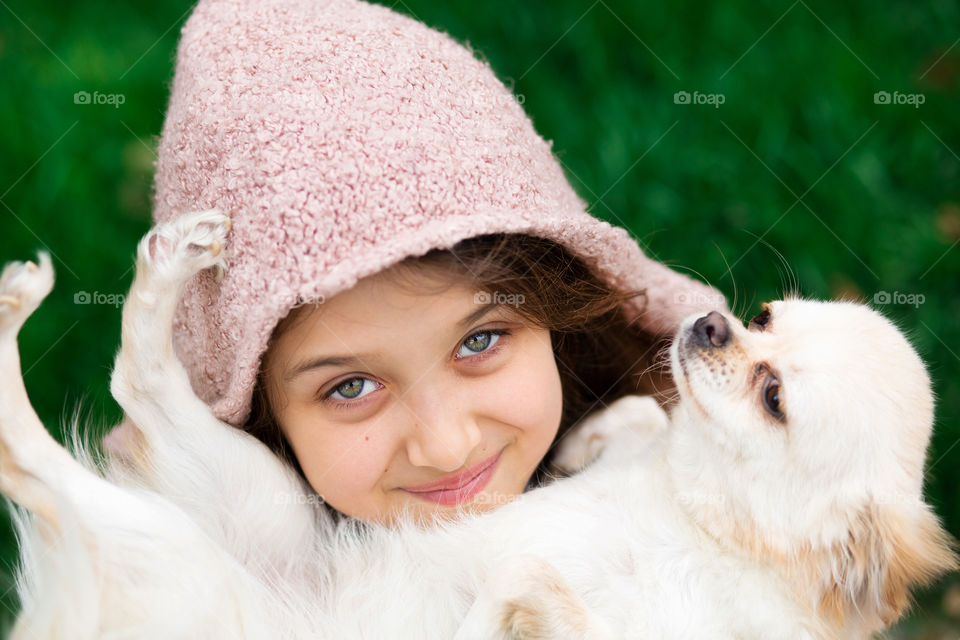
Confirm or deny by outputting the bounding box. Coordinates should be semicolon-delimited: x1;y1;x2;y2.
403;394;482;472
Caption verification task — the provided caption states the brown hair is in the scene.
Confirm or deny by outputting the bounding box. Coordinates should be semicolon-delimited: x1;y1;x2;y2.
246;233;673;492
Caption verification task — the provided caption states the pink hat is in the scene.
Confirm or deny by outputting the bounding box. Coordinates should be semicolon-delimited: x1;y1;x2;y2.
148;0;724;427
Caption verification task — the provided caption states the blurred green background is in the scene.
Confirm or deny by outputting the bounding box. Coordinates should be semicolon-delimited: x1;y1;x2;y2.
1;0;958;635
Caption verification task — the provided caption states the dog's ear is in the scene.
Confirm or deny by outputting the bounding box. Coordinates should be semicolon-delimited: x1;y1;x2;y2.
821;502;958;627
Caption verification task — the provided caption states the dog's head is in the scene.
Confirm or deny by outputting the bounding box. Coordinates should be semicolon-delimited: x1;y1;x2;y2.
668;298;957;628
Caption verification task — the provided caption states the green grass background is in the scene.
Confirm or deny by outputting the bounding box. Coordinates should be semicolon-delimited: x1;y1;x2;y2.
1;0;958;635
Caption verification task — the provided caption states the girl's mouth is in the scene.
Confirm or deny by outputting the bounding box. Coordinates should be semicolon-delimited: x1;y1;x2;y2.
401;449;503;506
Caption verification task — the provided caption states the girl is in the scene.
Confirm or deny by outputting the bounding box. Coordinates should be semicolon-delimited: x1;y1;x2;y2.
104;0;724;528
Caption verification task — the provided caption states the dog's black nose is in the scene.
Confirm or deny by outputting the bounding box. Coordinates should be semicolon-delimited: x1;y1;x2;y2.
692;311;730;348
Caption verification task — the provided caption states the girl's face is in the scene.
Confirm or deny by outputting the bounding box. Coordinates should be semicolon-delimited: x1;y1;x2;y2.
264;267;563;527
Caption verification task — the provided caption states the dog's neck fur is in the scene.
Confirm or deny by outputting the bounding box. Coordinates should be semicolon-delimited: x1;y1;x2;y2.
661;402;888;637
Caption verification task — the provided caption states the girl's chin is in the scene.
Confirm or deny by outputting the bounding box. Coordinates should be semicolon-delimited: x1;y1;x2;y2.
431;487;522;517
382;487;522;527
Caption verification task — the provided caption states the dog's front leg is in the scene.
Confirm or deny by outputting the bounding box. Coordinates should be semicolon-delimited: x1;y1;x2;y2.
549;394;669;475
0;254;103;529
454;555;613;640
108;210;329;575
0;254;270;640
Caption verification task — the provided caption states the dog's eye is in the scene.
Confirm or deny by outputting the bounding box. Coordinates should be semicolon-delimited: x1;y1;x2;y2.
762;375;784;422
748;309;771;331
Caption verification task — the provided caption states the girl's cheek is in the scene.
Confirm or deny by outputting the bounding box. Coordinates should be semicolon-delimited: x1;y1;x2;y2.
301;433;383;508
473;329;563;435
296;408;405;496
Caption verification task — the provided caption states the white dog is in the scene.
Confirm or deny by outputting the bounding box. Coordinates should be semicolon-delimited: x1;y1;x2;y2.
0;211;955;639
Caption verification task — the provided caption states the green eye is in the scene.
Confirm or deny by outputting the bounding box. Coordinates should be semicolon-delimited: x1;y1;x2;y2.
456;329;509;359
463;332;492;353
321;376;382;406
335;377;365;399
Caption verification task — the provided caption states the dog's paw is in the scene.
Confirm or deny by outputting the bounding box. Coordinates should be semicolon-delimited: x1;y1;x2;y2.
603;395;669;434
466;556;598;640
137;209;231;285
550;395;668;474
0;252;54;335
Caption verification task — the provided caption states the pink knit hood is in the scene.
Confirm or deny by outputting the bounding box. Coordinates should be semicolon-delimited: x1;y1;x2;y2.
152;0;725;427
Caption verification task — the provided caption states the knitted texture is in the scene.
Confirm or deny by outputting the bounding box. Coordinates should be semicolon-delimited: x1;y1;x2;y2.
154;0;726;426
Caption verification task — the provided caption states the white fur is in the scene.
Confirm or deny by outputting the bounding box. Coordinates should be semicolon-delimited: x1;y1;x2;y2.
0;212;954;639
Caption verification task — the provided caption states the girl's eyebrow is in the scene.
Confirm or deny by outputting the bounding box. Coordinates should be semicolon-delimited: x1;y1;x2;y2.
283;303;505;382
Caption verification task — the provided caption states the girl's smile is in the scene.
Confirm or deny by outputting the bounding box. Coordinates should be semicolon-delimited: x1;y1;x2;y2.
400;447;504;506
262;264;563;526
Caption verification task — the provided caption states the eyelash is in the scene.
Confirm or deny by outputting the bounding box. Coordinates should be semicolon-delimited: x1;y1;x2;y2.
318;328;513;410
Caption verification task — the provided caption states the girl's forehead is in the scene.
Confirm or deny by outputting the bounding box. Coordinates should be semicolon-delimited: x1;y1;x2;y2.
274;271;502;349
332;267;478;316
